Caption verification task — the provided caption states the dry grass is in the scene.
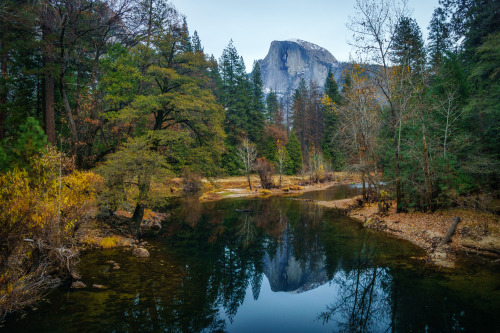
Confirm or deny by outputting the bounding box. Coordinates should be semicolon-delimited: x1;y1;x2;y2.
348;202;500;267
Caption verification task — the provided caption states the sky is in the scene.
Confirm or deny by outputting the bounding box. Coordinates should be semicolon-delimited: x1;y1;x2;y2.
171;0;441;72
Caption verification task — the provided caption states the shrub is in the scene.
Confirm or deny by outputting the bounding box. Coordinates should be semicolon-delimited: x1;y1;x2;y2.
256;157;274;189
0;149;100;318
378;190;391;215
100;236;119;249
182;170;202;194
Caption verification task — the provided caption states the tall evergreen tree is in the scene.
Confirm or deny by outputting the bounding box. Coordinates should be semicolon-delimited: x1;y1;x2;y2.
219;40;251;143
265;90;279;124
292;79;309;155
249;61;265;144
428;7;451;67
192;30;203;53
392;17;425;70
322;69;342;167
286;131;303;174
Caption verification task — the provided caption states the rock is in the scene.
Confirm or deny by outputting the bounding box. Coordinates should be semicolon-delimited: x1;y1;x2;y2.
113;265;120;270
120;238;136;247
141;213;168;231
105;260;116;264
150;221;161;231
92;284;107;289
71;281;86;289
132;247;150;258
259;39;347;97
71;272;82;280
97;206;112;218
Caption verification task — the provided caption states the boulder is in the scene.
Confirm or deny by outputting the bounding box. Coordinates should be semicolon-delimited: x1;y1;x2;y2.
97;206;112;218
92;284;107;289
71;281;86;289
120;238;136;247
132;247;150;258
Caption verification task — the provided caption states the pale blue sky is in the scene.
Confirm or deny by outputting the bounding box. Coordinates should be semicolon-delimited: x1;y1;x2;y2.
171;0;440;72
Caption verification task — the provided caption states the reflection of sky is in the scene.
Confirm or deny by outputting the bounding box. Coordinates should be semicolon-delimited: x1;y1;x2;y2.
220;274;340;332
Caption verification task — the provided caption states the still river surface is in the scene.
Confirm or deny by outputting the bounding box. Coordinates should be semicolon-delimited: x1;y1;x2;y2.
3;186;500;332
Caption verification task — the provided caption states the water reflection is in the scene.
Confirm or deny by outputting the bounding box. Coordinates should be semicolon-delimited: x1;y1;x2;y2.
3;195;500;332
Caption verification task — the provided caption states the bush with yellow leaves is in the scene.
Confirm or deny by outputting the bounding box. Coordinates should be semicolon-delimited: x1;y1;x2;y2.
0;147;102;319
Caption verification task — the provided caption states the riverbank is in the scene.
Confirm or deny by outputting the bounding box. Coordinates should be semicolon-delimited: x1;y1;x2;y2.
197;172;361;202
195;175;500;268
318;197;500;268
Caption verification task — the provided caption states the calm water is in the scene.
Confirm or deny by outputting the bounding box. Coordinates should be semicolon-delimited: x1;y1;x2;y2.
3;188;500;332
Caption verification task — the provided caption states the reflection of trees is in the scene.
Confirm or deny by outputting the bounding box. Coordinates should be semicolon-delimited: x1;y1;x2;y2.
318;250;392;333
291;202;326;274
238;214;257;247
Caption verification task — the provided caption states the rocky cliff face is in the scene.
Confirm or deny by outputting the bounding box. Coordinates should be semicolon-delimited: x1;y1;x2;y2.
258;39;345;95
262;229;329;293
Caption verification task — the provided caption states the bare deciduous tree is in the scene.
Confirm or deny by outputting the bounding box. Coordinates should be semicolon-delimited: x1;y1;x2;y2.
276;140;287;187
237;136;257;190
335;63;381;200
347;0;409;210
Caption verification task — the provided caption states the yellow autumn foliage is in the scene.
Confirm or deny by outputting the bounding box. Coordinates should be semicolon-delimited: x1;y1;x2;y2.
0;148;103;251
100;236;119;249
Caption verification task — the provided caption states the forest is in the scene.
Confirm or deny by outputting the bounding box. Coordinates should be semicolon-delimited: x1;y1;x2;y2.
0;0;499;322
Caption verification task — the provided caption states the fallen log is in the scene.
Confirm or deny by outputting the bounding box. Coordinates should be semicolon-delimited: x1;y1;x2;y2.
440;217;461;245
462;244;500;256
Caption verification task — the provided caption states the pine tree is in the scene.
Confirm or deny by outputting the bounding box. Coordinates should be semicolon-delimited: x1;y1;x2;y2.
249;61;266;144
427;7;451;68
180;17;192;52
292;79;309;155
12;117;48;169
392;17;425;70
219;40;251;143
286;131;303;174
265;90;279;123
192;30;203;53
322;69;341;167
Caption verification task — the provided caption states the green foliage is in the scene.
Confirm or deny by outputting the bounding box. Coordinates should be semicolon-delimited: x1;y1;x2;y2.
392;16;425;70
97;136;170;215
1;117;48;171
250;61;266;143
261;135;278;164
219;40;252;143
265;90;279;123
286;131;303;174
427;7;451;67
322;69;342;168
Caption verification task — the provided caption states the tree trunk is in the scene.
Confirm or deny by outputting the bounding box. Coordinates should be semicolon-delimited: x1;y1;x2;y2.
440;217;461;245
132;203;144;233
44;73;56;145
132;178;150;234
247;173;252;190
42;18;56;145
59;78;79;149
420;109;433;211
0;29;8;141
393;117;402;212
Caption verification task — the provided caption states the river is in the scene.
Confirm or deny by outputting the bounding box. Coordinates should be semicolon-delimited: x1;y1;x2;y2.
3;186;499;332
